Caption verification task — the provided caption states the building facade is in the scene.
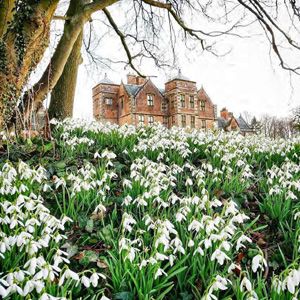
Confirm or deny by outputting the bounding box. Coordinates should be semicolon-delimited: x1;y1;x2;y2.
92;71;217;129
217;107;255;135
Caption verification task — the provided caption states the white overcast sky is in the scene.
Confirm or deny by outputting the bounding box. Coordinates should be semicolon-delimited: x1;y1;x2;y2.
44;1;300;120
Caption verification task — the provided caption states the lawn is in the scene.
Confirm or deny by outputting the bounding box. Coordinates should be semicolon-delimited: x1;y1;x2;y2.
0;119;300;300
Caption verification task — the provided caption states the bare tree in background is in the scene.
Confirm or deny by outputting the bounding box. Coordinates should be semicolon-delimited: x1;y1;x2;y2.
1;0;300;130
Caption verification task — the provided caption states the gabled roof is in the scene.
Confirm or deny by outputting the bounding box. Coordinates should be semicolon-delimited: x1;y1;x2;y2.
124;84;142;97
198;86;214;105
237;115;253;131
217;116;239;131
99;73;115;84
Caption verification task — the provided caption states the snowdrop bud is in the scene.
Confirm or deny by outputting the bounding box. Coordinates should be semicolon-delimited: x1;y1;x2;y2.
252;254;267;273
188;240;195;247
240;277;252;292
81;275;91;288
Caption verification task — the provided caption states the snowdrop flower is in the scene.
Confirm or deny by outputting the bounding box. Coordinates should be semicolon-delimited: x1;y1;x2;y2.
94;151;101;159
154;268;167;279
100;296;111;300
188;240;195;247
236;235;252;251
122;213;136;232
240;277;252;292
188;220;202;232
211;249;230;265
185;177;193;186
58;269;80;286
90;272;105;287
252;254;267;273
211;275;229;291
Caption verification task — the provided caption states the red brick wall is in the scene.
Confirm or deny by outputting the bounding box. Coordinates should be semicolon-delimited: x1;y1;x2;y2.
135;80;167;117
93;77;217;130
92;83;119;122
118;84;131;119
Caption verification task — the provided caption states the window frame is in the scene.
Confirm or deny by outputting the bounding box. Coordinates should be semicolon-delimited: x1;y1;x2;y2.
189;96;194;108
201;119;206;129
191;116;195;128
148;115;154;126
120;96;124;110
200;100;205;111
180;94;185;108
161;101;167;111
181;114;186;127
147;94;154;106
105;98;113;105
163;116;168;127
138;114;144;125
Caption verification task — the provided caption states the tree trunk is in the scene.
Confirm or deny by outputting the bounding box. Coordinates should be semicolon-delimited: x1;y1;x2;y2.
0;0;59;130
48;0;85;120
0;0;118;130
48;29;83;120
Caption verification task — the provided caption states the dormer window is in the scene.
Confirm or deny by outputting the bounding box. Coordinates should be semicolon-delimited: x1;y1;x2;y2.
189;96;194;108
180;95;185;108
105;98;113;105
147;94;154;106
200;100;205;111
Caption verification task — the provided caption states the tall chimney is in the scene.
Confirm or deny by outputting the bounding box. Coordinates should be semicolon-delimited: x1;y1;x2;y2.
127;74;147;85
220;107;229;120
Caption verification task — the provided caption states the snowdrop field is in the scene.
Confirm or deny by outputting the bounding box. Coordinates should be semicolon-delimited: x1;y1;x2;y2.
1;119;300;300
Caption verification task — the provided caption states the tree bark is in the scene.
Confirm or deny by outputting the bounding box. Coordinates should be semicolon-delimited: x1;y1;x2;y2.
0;0;59;130
48;29;83;120
1;0;118;130
48;0;85;120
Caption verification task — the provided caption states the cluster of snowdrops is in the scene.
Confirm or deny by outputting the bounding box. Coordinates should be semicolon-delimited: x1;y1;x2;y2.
0;119;300;299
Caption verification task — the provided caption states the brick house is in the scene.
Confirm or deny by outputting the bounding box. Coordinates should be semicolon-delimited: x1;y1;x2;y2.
92;70;217;129
217;107;255;135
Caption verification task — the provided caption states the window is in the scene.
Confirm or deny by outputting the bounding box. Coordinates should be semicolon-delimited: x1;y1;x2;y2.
120;97;124;110
161;101;167;111
191;116;195;128
163;116;168;127
171;97;175;109
138;115;144;125
201;119;206;129
180;95;185;108
200;100;205;111
148;115;154;126
181;115;186;127
189;96;194;108
105;98;113;105
172;116;175;125
147;94;154;106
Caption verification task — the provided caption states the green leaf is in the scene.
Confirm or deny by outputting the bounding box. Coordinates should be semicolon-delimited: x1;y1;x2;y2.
114;292;134;300
85;219;94;233
55;161;66;169
79;250;99;266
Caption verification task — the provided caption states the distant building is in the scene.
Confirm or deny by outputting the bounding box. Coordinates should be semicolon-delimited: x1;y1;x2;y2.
92;70;217;129
217;107;255;135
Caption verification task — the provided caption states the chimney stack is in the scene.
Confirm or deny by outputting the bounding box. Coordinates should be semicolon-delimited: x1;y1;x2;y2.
220;107;229;120
127;74;147;85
